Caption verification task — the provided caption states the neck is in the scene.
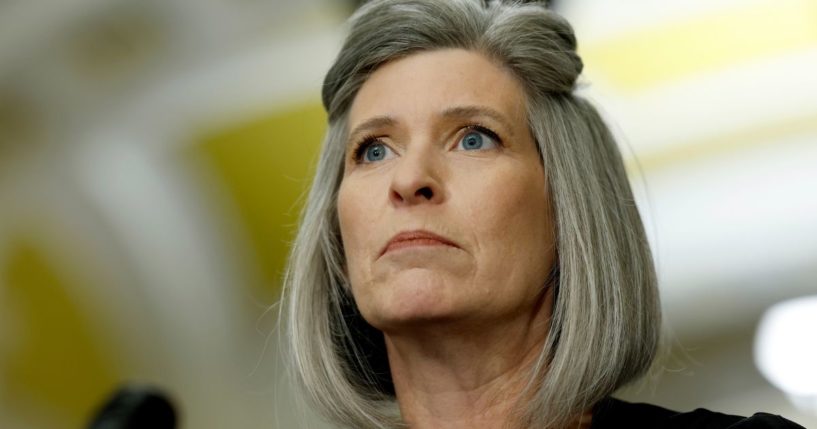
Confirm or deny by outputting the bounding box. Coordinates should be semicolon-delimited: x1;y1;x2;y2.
384;290;558;429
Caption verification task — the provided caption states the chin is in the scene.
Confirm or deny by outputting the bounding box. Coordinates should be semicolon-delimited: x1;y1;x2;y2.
360;268;460;331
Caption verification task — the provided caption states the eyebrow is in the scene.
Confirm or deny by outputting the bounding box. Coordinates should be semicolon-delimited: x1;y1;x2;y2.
347;105;514;145
439;105;514;132
347;116;396;145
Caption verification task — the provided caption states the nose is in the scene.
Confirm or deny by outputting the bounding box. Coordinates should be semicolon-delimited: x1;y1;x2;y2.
389;149;445;207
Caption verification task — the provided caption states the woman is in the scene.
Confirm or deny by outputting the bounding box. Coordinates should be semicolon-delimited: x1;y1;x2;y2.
281;1;803;428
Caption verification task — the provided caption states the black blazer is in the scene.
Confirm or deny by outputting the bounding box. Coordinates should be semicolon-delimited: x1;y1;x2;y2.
591;398;806;429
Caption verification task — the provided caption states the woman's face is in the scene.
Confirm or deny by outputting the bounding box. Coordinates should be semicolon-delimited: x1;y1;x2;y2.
337;49;555;332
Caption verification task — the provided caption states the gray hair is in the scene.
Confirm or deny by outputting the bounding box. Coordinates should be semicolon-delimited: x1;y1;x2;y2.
281;0;660;427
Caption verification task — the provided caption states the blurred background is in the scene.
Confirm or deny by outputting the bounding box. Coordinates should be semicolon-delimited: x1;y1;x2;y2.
0;0;815;427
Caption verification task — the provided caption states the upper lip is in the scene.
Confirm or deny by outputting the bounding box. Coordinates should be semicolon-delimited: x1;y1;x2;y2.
380;229;459;257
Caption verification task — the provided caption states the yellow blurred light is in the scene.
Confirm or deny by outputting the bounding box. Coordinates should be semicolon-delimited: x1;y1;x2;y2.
187;101;325;301
581;0;817;90
1;236;120;428
624;112;817;172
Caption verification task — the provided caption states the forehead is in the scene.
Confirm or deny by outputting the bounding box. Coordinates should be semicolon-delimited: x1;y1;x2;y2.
348;49;528;127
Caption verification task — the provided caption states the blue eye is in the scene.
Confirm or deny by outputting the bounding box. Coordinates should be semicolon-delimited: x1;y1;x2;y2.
361;142;394;163
457;129;499;151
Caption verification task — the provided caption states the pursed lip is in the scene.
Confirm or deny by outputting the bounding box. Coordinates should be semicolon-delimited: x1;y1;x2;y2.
380;229;460;257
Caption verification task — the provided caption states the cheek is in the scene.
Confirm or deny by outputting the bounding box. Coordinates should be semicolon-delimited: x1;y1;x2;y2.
479;164;545;224
466;164;552;275
337;179;379;281
337;182;363;250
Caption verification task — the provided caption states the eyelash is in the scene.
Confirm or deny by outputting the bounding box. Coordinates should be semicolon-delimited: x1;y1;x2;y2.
351;134;381;162
465;124;503;146
350;124;503;163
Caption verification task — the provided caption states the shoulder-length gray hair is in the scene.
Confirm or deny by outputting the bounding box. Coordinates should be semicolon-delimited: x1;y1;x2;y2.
281;0;660;428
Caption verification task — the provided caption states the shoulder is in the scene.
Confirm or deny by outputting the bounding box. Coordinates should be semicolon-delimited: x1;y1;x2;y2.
591;397;806;429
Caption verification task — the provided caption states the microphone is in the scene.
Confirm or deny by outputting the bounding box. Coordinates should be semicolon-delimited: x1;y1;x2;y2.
87;385;177;429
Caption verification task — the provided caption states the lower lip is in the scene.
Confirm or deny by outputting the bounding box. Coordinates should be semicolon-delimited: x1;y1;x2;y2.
384;238;456;254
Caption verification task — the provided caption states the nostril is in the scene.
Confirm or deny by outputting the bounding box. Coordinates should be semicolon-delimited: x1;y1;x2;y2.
391;189;404;203
416;187;433;200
